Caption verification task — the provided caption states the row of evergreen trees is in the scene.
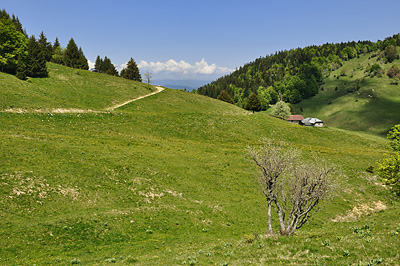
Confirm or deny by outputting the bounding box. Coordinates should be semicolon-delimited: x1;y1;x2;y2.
94;55;141;81
1;9;141;82
0;9;89;80
197;34;400;109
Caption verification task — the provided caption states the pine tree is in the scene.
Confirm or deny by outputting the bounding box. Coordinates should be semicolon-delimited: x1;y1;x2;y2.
11;14;26;36
245;93;262;112
94;55;103;72
120;57;141;81
15;53;27;80
217;90;234;104
102;56;118;76
26;35;48;77
38;31;52;62
52;37;60;52
64;38;80;68
77;47;89;70
102;56;111;73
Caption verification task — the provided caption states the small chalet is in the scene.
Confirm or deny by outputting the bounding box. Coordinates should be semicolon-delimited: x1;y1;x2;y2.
287;115;304;125
301;117;324;127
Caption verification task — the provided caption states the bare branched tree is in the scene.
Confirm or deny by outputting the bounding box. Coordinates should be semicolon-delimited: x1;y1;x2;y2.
248;138;337;236
144;71;152;90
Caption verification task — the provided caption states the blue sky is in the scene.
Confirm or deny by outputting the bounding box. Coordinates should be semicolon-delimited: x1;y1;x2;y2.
3;0;400;81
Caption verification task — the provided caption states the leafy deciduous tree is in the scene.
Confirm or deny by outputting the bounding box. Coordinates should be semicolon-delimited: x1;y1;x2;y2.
385;44;399;63
270;101;291;120
144;71;153;89
0;16;28;74
378;124;400;195
51;37;64;64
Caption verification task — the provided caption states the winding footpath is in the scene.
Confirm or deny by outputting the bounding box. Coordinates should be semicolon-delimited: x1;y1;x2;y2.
2;86;165;114
106;86;164;111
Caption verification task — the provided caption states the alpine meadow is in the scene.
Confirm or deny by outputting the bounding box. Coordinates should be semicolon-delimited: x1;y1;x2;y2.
1;7;400;266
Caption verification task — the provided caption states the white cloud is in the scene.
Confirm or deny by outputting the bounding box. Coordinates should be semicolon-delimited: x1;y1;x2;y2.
137;58;234;80
116;62;127;73
87;60;95;70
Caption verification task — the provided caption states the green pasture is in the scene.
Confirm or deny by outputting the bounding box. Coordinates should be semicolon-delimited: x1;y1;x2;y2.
0;64;399;265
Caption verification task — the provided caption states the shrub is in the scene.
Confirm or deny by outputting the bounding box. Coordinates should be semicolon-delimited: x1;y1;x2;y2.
366;63;384;77
386;65;400;79
366;166;375;173
217;90;234;104
390;78;399;85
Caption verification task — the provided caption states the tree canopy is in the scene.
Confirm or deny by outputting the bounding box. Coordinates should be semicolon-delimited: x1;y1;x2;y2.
0;16;28;75
217;90;234;104
245;93;261;112
26;35;48;78
120;57;141;81
94;55;118;76
270;101;291;120
64;38;88;70
378;124;400;196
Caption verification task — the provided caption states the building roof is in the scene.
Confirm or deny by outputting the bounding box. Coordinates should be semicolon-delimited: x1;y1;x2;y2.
288;115;304;121
301;117;323;125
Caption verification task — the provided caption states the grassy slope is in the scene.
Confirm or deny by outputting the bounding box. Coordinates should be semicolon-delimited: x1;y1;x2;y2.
0;65;399;265
0;63;152;111
294;53;400;136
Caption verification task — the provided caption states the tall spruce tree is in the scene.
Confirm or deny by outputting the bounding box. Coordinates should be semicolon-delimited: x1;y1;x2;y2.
245;93;262;112
77;47;89;70
103;56;118;76
94;55;102;72
38;31;52;62
15;53;27;80
64;38;80;68
52;37;60;52
120;57;141;81
217;90;234;104
26;35;48;77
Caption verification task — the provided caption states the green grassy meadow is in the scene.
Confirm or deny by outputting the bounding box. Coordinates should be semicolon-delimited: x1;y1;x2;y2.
294;53;400;136
0;63;153;111
1;64;399;265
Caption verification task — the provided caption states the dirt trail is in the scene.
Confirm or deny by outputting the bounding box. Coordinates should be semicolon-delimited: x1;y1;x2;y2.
2;86;165;114
106;86;164;111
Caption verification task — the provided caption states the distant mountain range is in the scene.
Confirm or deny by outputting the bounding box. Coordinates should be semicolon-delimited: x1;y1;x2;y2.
153;79;211;92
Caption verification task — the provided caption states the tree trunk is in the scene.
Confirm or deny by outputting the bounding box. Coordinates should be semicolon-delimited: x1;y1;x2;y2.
267;200;273;233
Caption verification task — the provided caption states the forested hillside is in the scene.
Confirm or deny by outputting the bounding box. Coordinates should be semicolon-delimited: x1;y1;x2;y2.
197;34;400;110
